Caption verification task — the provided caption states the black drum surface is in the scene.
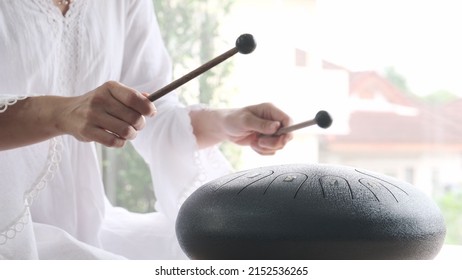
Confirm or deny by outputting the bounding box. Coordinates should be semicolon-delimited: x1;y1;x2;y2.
176;164;446;260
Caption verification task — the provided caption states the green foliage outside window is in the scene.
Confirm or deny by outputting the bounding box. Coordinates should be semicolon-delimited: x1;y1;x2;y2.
101;144;154;213
437;191;462;244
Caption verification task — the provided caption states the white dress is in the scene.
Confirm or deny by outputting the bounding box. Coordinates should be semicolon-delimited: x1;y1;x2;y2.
0;0;232;259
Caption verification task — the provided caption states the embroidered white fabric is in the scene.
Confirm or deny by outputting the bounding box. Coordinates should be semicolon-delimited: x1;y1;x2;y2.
0;137;63;246
0;0;233;259
0;95;27;113
0;208;30;246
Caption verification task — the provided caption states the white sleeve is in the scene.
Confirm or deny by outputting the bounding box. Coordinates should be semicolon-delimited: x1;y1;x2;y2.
119;0;172;94
120;0;233;220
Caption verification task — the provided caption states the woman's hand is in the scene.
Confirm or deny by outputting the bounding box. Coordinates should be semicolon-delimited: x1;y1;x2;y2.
190;102;293;155
0;81;156;150
57;81;157;148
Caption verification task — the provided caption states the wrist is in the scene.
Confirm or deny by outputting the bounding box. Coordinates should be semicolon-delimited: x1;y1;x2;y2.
31;95;70;138
0;95;67;150
189;106;230;148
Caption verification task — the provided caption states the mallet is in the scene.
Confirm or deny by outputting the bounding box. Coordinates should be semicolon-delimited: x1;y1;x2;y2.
274;110;333;136
148;33;257;102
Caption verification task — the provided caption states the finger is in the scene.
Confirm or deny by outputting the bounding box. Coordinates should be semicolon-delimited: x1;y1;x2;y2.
249;133;294;155
105;81;156;117
257;136;284;150
258;133;293;149
250;142;277;156
102;96;147;131
265;103;292;128
93;112;138;140
242;114;282;135
248;102;292;128
79;126;127;148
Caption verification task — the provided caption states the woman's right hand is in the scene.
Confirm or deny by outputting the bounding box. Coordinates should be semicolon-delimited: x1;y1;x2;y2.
0;81;156;150
57;81;157;148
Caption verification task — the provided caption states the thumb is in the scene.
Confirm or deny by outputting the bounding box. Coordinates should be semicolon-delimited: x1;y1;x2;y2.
247;115;281;135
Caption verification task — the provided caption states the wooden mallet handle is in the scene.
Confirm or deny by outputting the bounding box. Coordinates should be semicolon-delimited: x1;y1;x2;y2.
274;110;333;136
148;34;256;102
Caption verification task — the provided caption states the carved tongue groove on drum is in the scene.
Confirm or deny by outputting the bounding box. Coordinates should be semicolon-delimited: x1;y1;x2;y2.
175;164;446;260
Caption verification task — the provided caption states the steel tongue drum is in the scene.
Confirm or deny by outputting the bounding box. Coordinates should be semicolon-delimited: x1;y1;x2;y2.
175;164;446;259
167;33;445;260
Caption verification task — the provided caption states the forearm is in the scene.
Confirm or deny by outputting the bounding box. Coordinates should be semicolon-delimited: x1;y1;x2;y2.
1;82;156;151
0;96;65;150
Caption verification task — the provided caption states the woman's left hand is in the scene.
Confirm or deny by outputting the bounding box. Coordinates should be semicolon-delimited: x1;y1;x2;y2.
190;102;293;155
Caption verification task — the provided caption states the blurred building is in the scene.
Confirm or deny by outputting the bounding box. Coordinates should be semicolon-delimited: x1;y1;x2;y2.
319;62;462;195
220;0;462;196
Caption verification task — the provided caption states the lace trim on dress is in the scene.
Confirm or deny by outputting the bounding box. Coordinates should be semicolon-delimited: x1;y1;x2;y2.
24;137;64;206
178;103;234;205
0;137;63;246
0;95;27;113
176;105;208;205
0;208;30;246
178;146;233;207
177;150;207;207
